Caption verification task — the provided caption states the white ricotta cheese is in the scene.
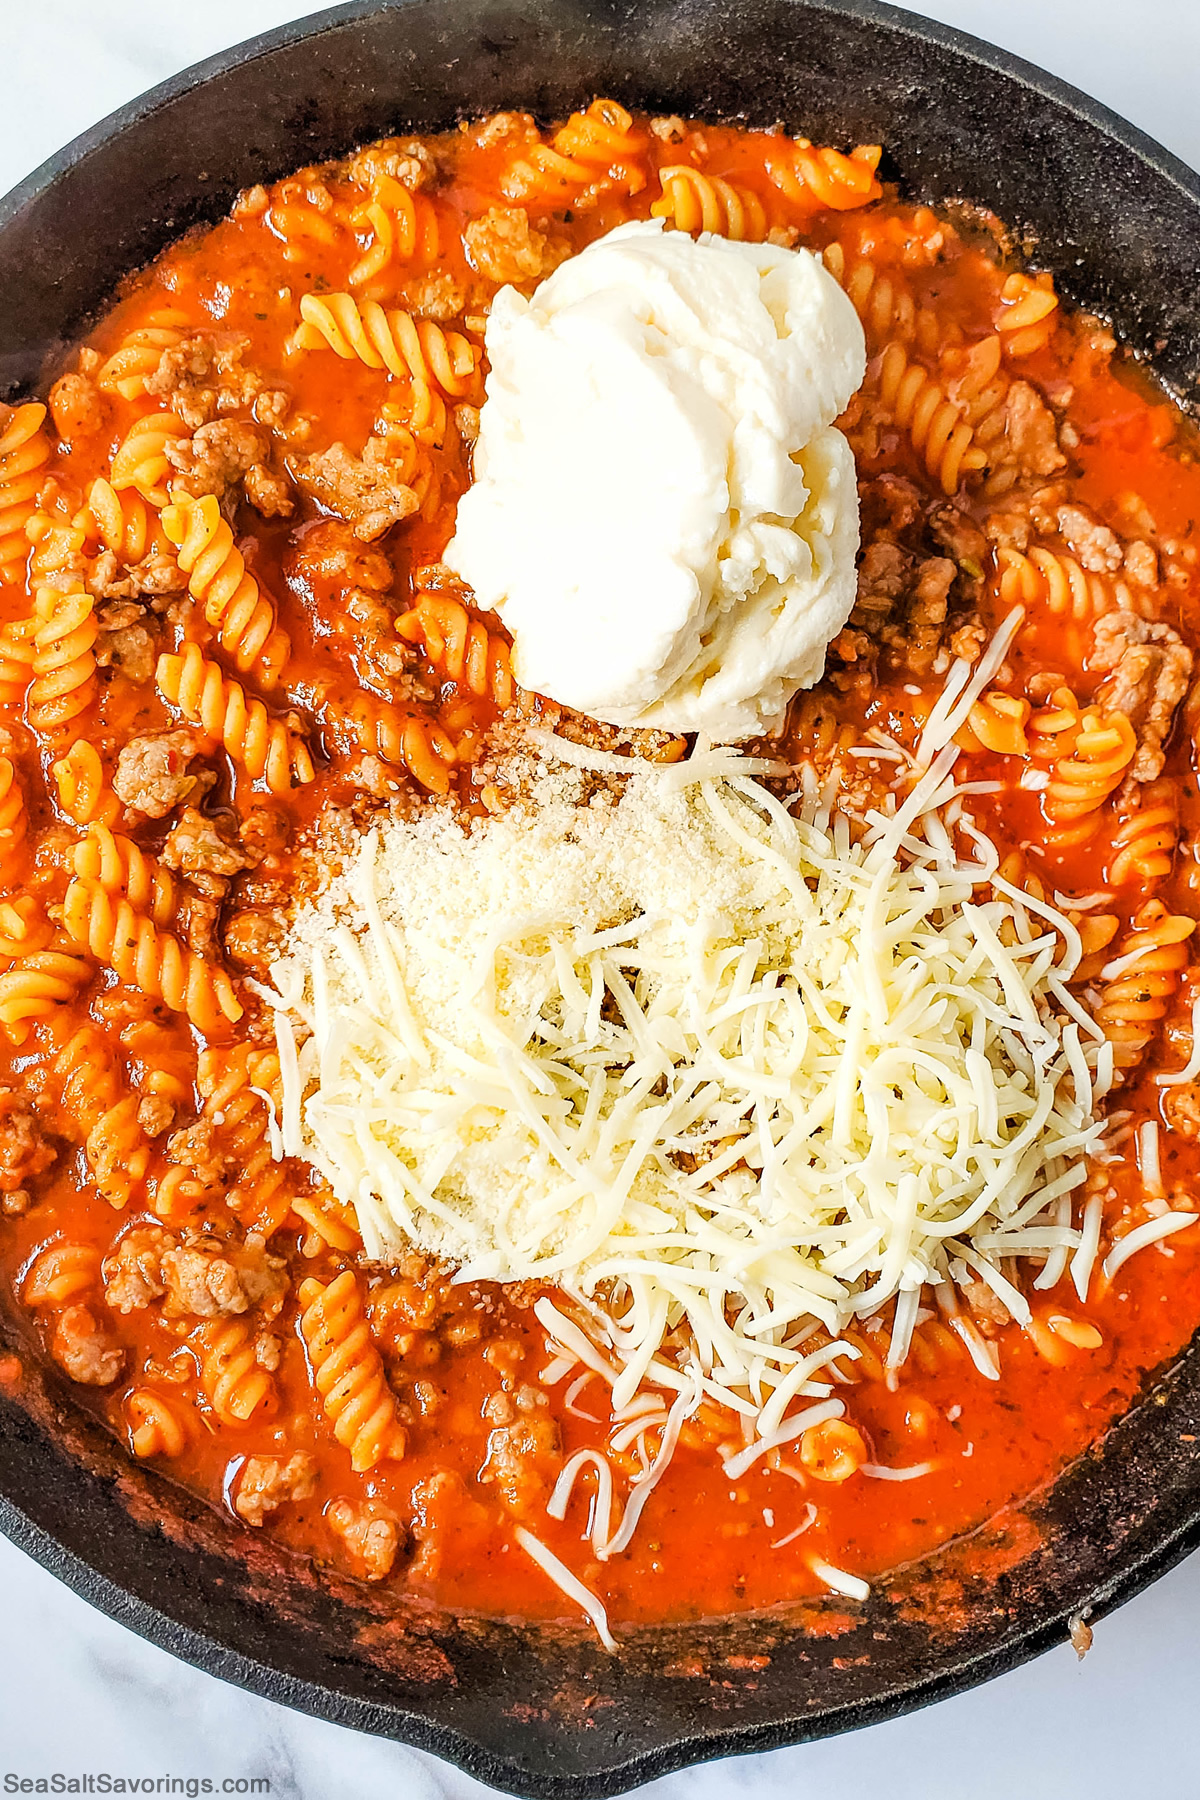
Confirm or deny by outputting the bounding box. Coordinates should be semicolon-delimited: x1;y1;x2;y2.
445;220;866;740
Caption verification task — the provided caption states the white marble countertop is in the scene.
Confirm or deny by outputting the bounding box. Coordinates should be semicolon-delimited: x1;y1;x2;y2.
3;3;1200;1794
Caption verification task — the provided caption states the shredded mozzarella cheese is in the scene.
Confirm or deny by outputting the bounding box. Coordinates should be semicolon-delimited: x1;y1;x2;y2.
267;740;1109;1428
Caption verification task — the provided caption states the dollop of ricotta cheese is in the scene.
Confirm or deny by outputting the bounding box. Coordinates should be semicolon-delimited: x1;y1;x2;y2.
445;219;866;740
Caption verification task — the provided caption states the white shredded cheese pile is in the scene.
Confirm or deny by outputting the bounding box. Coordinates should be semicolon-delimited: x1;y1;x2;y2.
266;734;1111;1423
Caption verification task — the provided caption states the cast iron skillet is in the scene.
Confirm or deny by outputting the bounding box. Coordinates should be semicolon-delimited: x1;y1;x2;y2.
3;1;1200;1793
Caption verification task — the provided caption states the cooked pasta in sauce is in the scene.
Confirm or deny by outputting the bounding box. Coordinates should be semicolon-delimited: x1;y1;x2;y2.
2;101;1200;1634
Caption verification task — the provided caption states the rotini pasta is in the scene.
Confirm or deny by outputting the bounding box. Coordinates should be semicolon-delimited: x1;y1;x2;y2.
800;1417;868;1482
997;546;1136;622
994;271;1059;358
821;244;932;350
96;310;191;401
126;1388;189;1458
1044;709;1137;835
82;477;169;564
25;496;88;593
0;615;36;708
0;951;91;1044
1096;901;1195;1070
874;341;985;493
161;494;290;686
501;100;647;203
155;644;314;793
73;823;176;926
1109;780;1179;886
348;174;440;287
1027;687;1084;762
62;877;242;1033
650;167;767;240
150;1166;210;1226
337;692;457;795
765;139;882;213
961;691;1031;756
299;1270;407;1471
23;1242;101;1307
292;294;481;401
86;1093;153;1210
396;593;515;708
120;1012;196;1113
27;586;97;741
264;185;345;263
293;1192;361;1257
197;1318;275;1424
54;1024;123;1139
0;403;50;589
109;411;191;508
196;1045;290;1236
0;756;27;873
0;897;52;959
51;740;119;827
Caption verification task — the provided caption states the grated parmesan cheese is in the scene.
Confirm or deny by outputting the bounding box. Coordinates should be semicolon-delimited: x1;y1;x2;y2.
266;742;1110;1428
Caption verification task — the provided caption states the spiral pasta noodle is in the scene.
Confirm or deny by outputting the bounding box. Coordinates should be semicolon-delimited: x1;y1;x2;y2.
198;1318;276;1424
940;334;1014;488
501;100;647;202
85;1093;152;1210
994;271;1059;358
293;1192;362;1257
126;1388;190;1458
23;1242;101;1307
0;403;51;589
337;691;457;795
0;616;36;709
51;740;120;827
1044;708;1137;835
73;823;176;926
997;546;1134;623
0;951;91;1044
0;756;27;871
62;877;242;1033
96;310;191;401
162;494;290;686
1109;780;1179;887
298;1270;407;1471
1027;687;1084;761
0;897;52;959
83;477;169;564
961;691;1031;756
150;1166;210;1225
110;411;191;508
155;643;314;793
196;1044;291;1235
822;245;927;349
650;167;767;240
54;1023;122;1138
765;139;882;213
120;1013;196;1113
396;594;514;708
874;341;985;494
27;586;98;742
25;497;88;593
800;1417;867;1483
293;294;481;400
348;174;440;287
1096;901;1195;1071
265;189;344;263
